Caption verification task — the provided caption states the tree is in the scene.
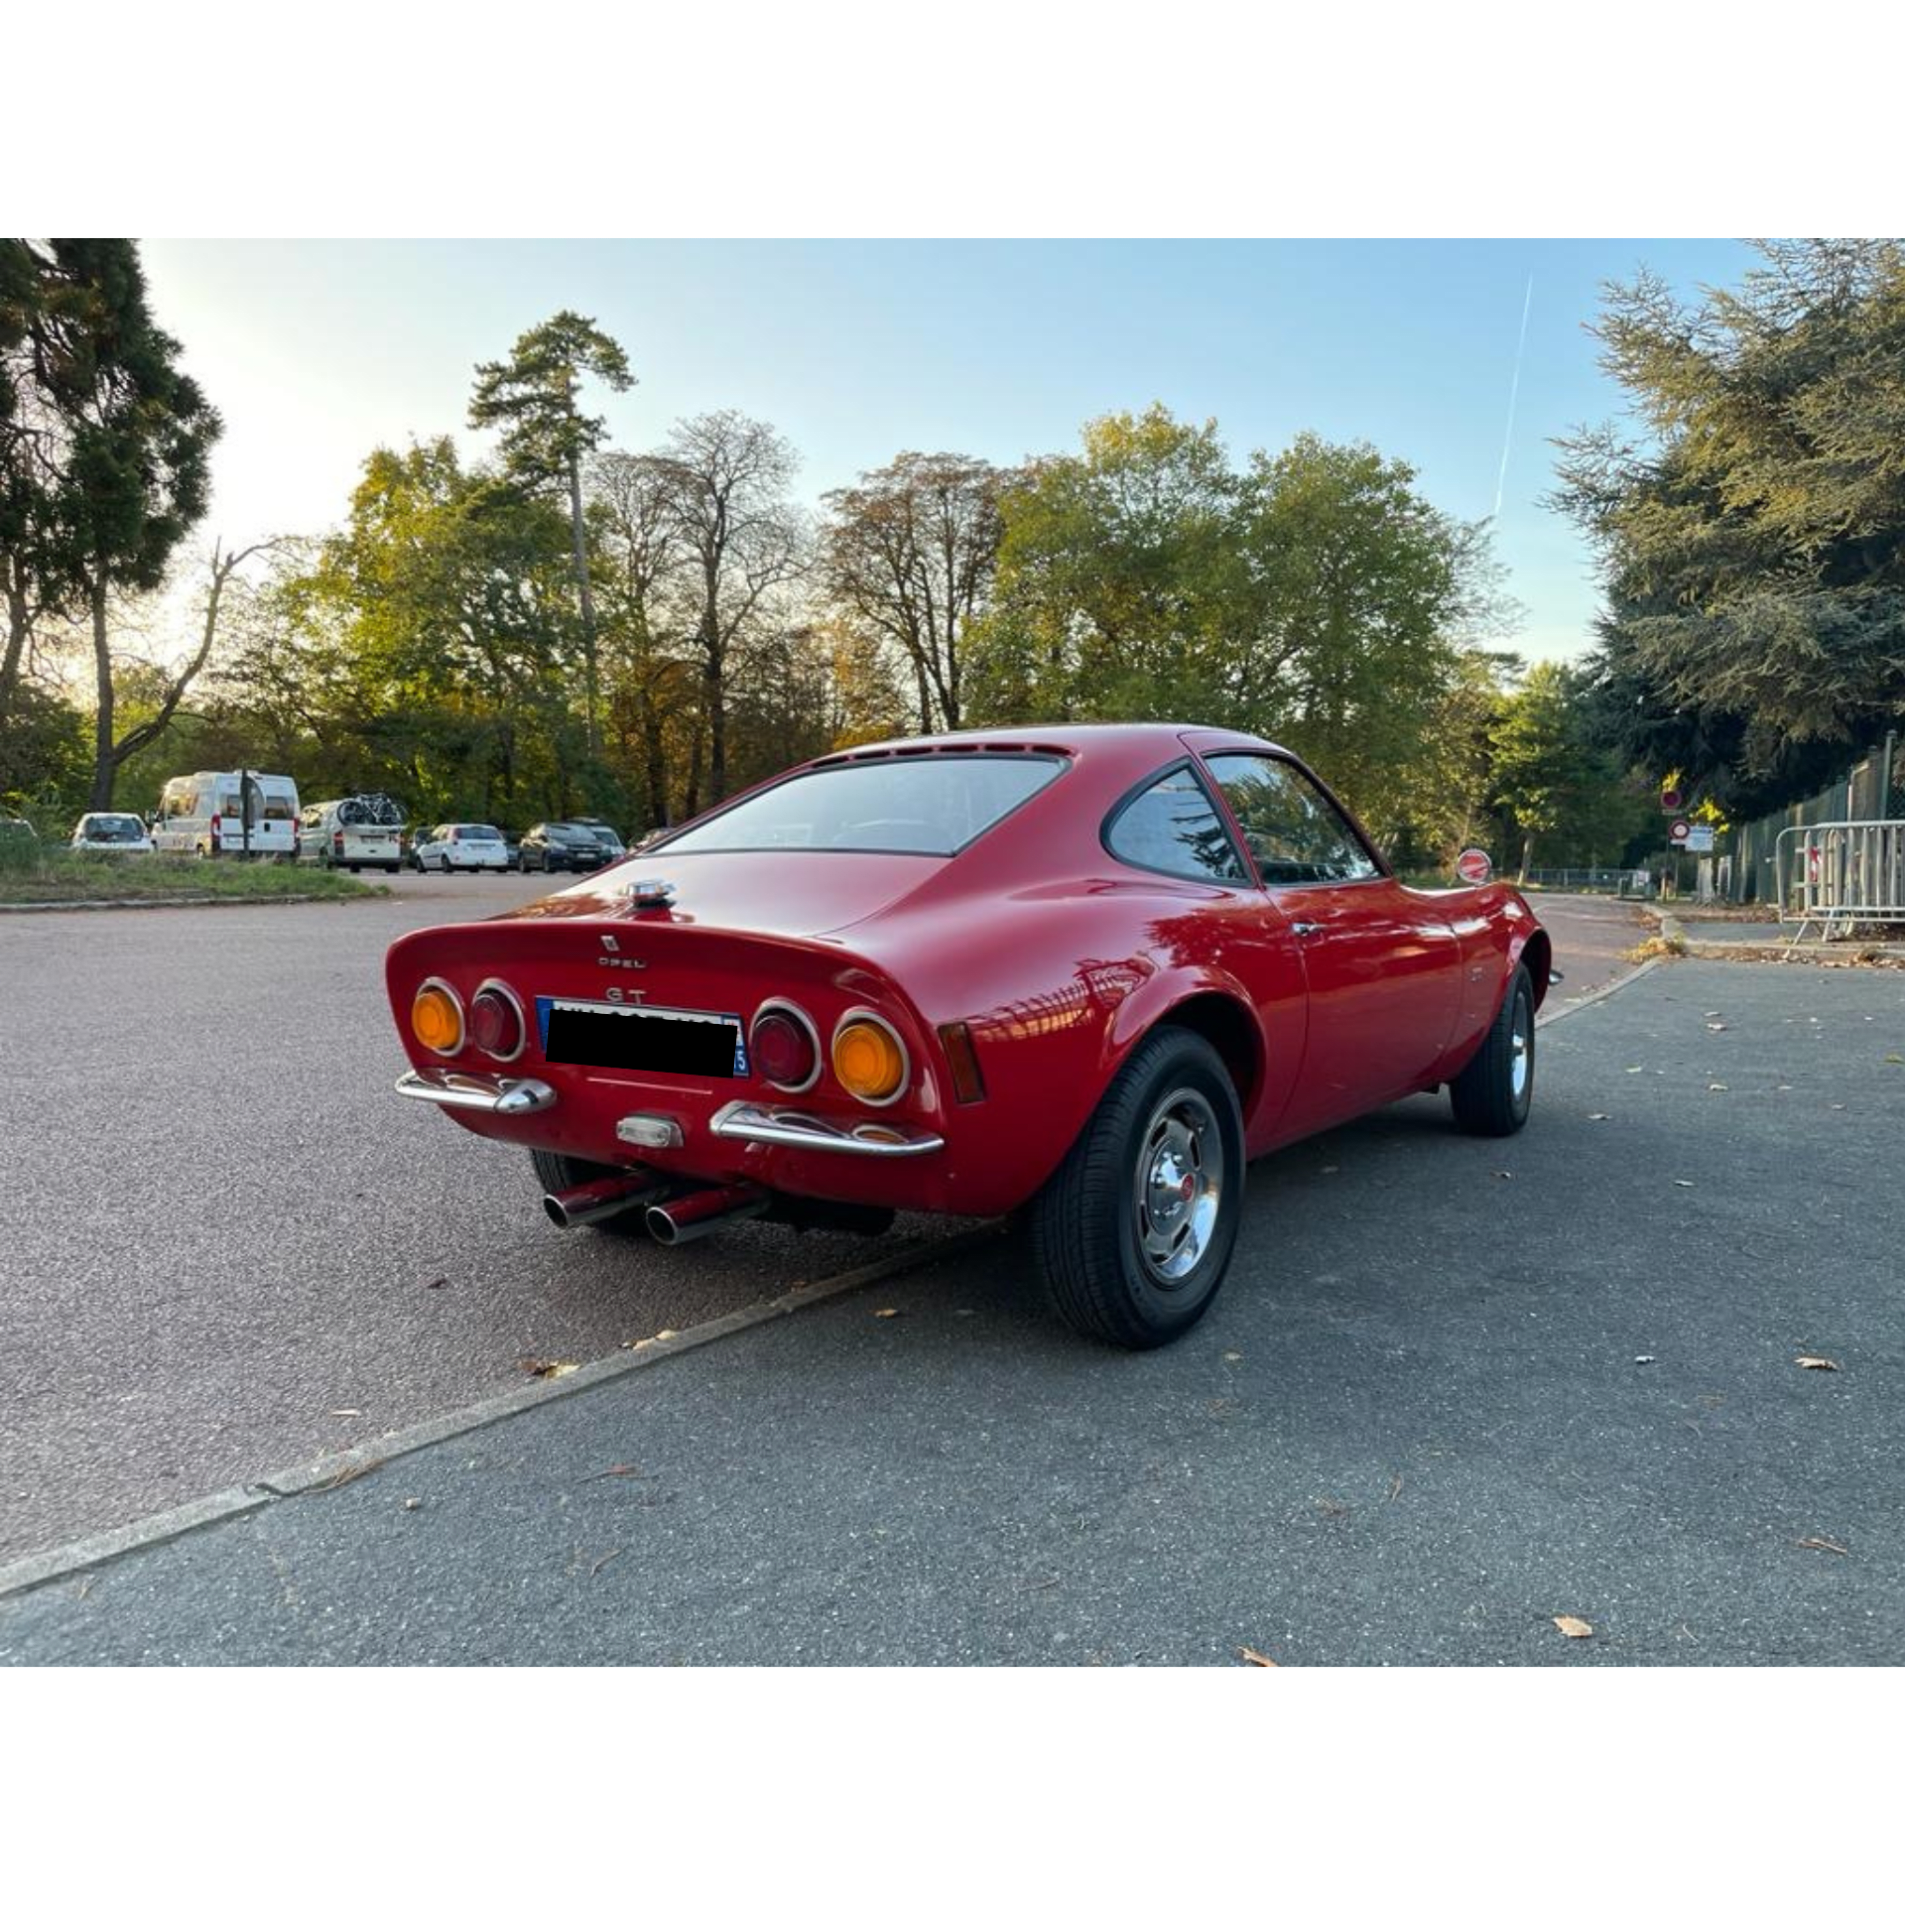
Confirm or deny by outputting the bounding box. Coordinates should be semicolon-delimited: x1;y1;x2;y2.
965;406;1476;829
651;411;807;804
0;240;222;809
820;452;1005;732
470;311;634;755
1554;240;1905;814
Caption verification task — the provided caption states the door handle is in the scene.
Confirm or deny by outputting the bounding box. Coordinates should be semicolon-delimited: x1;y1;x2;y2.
1290;920;1325;937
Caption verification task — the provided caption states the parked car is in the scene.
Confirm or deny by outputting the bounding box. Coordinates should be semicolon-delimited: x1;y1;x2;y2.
415;823;510;873
151;771;301;860
517;821;612;875
569;816;626;859
387;724;1554;1349
297;793;406;872
70;813;155;853
0;812;38;848
502;830;523;872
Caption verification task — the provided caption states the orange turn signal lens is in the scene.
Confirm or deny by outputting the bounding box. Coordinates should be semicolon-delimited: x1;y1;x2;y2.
412;981;464;1055
832;1015;907;1104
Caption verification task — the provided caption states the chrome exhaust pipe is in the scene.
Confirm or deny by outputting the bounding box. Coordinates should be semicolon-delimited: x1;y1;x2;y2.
646;1182;770;1246
543;1169;668;1230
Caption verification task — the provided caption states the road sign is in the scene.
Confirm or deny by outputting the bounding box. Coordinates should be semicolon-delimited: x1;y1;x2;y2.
1661;785;1688;814
1455;847;1492;885
1668;818;1691;844
1685;824;1715;852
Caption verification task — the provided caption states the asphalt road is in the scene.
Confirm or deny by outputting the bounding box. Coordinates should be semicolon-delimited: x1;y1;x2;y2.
0;880;1643;1571
4;957;1900;1664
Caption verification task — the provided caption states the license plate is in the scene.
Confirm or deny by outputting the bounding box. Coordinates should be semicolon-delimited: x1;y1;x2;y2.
537;999;748;1078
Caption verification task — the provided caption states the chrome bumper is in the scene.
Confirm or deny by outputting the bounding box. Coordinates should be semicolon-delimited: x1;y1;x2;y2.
710;1101;944;1158
394;1068;557;1115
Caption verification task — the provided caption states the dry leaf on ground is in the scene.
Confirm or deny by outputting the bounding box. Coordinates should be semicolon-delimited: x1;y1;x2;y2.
873;1308;901;1319
1552;1615;1594;1638
520;1358;579;1380
1239;1646;1279;1667
1796;1356;1840;1372
1588;1112;1610;1121
1796;1536;1850;1555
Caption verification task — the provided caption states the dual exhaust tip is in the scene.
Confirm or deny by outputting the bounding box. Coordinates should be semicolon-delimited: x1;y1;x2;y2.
542;1172;768;1245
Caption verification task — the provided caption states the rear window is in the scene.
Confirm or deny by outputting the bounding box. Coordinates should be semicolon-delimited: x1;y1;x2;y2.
83;815;145;841
656;754;1066;857
455;826;502;841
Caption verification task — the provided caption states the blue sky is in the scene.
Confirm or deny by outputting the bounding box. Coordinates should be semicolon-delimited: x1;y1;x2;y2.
141;239;1759;665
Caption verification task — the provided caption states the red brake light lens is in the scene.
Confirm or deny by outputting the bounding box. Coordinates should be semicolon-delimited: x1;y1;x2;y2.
752;1006;819;1091
468;984;525;1061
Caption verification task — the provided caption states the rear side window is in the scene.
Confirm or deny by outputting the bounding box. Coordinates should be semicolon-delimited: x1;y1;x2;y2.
656;755;1066;857
1104;765;1247;885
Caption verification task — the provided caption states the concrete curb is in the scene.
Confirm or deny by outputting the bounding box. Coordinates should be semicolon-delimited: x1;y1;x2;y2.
0;892;384;914
1644;906;1905;966
0;1220;1005;1602
1540;954;1665;1027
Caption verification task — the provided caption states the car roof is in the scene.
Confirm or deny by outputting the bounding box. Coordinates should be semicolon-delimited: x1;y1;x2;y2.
816;721;1291;769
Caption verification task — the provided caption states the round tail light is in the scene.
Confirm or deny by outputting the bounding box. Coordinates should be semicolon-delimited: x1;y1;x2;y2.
751;1003;820;1092
411;980;464;1056
469;982;526;1062
832;1012;908;1105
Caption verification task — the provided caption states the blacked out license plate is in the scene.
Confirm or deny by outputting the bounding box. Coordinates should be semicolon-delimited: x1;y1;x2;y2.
537;999;749;1078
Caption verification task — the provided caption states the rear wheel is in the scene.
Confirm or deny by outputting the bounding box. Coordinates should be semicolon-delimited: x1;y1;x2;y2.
1450;966;1535;1136
1031;1027;1244;1350
530;1151;655;1239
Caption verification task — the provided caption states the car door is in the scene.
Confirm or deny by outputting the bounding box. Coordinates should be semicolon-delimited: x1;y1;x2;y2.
1102;761;1309;1152
1201;752;1463;1136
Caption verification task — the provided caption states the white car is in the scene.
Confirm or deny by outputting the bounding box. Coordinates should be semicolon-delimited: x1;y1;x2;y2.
415;823;509;872
71;813;155;854
152;770;301;860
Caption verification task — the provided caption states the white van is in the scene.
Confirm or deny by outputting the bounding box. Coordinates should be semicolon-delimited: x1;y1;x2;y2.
296;793;406;872
152;771;301;860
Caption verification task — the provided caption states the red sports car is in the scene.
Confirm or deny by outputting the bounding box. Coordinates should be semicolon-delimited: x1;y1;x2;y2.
388;725;1552;1348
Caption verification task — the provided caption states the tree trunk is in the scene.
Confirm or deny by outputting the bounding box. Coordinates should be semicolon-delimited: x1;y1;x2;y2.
568;449;600;757
705;636;726;804
89;577;117;811
1519;833;1534;884
641;688;668;826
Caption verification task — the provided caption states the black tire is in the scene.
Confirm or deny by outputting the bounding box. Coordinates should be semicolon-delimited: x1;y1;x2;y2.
1030;1027;1245;1350
530;1150;654;1239
1450;965;1535;1136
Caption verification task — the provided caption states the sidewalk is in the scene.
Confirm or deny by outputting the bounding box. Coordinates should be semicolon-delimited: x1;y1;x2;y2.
5;960;1902;1665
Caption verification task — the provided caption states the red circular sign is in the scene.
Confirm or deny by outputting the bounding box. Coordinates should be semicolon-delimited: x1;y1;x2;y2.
1661;786;1687;812
1456;848;1493;885
1669;819;1691;842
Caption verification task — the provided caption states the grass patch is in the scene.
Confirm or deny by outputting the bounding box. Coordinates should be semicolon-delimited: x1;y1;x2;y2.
0;841;382;906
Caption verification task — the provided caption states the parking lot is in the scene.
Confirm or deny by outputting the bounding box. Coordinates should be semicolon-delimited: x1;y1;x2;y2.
2;947;1900;1664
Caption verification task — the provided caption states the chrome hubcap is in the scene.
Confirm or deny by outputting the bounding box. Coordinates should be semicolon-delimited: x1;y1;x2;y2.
1511;994;1531;1099
1133;1088;1224;1287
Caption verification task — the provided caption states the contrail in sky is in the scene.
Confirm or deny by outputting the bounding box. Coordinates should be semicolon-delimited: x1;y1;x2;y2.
1491;274;1535;520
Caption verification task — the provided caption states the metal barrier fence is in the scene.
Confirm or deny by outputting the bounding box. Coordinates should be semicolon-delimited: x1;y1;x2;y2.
1775;821;1905;940
1723;734;1903;903
1525;868;1654;894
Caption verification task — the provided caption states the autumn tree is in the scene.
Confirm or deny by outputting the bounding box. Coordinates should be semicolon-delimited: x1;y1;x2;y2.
820;452;1005;732
651;411;807;804
470;311;634;755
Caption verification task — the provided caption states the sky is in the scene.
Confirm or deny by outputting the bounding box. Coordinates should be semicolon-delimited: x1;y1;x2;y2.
140;238;1760;667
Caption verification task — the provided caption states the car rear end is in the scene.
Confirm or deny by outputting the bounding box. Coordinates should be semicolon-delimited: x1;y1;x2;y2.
447;825;509;871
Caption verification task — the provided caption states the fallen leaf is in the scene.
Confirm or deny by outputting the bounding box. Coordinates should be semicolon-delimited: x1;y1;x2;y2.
1704;1010;1722;1018
655;1329;676;1342
1886;1054;1903;1065
588;1546;625;1577
1635;1355;1657;1365
1315;1498;1349;1517
1552;1616;1594;1638
1494;1170;1514;1179
1708;1083;1729;1092
1239;1646;1279;1668
520;1358;579;1380
1706;1023;1729;1033
1588;1112;1610;1121
1624;1065;1645;1073
1222;1350;1243;1363
1775;1085;1793;1092
590;1464;647;1481
1796;1536;1850;1556
1388;1474;1404;1503
330;1408;362;1418
1829;1103;1846;1111
1796;1356;1840;1372
402;1498;422;1511
1673;1179;1695;1188
873;1308;901;1319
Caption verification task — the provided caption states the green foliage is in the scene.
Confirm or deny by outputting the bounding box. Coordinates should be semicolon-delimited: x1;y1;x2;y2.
1555;241;1905;815
469;311;635;492
965;406;1482;836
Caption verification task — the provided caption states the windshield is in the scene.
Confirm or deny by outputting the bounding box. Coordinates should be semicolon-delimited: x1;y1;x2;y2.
655;754;1067;857
82;815;145;840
